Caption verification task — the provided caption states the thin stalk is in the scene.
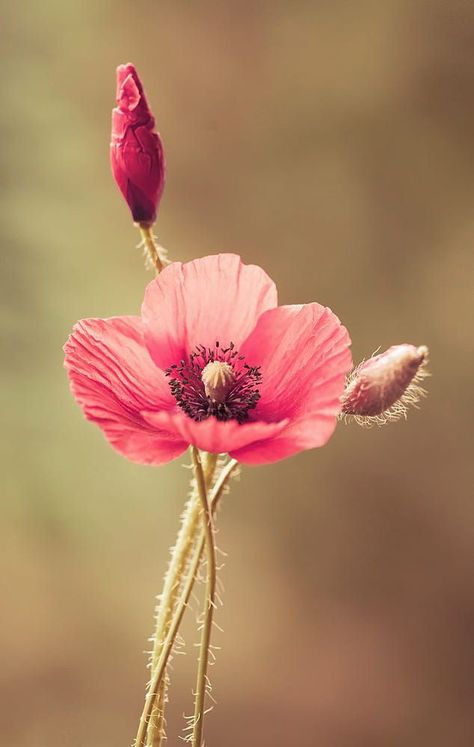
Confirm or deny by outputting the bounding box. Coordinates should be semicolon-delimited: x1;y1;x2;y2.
134;458;237;747
139;224;164;273
146;454;219;747
190;447;217;747
145;494;202;746
149;682;166;747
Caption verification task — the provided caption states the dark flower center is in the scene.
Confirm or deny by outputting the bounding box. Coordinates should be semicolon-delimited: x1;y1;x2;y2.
165;342;261;423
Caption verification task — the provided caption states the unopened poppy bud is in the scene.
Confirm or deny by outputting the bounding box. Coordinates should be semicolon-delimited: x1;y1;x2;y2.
110;63;165;225
341;344;429;426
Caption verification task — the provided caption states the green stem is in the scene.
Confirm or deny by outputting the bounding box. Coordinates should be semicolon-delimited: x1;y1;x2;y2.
191;448;217;747
145;454;218;747
133;457;237;747
145;494;201;745
139;224;164;273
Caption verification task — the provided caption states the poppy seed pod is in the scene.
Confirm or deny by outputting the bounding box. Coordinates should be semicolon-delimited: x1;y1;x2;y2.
110;63;165;225
341;344;429;425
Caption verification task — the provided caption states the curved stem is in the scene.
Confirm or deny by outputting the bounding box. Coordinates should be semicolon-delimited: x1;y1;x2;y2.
146;454;218;747
134;458;238;747
148;682;166;747
139;224;164;273
146;494;202;746
191;448;217;747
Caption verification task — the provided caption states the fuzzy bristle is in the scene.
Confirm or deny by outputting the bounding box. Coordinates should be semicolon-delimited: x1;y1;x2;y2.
341;344;430;427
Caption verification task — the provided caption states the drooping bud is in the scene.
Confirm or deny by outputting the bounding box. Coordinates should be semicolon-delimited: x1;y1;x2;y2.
341;344;429;426
201;361;235;403
110;63;165;225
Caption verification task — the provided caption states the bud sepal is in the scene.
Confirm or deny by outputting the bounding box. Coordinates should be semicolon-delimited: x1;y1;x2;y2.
341;344;429;426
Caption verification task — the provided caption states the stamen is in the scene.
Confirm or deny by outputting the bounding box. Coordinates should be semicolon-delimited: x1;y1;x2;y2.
165;342;261;423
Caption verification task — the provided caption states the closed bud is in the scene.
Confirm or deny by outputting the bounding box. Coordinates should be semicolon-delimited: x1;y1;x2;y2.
341;344;429;426
110;63;165;225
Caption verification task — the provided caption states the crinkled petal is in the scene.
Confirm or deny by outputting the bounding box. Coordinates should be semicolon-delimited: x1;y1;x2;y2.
241;304;352;420
142;254;278;370
230;413;338;465
232;304;352;463
64;316;185;464
143;410;289;455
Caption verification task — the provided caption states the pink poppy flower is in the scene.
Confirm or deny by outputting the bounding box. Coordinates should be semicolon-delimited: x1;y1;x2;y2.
110;63;165;225
64;254;352;465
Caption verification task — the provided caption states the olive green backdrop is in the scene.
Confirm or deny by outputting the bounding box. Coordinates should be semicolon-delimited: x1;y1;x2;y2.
1;2;473;745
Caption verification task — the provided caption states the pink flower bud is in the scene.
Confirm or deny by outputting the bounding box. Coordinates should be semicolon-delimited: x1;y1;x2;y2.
341;344;429;425
110;63;165;225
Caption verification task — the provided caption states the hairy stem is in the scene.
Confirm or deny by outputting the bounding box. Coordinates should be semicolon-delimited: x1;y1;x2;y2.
146;454;218;747
191;448;217;747
148;682;166;747
139;224;164;273
134;457;237;747
145;494;202;746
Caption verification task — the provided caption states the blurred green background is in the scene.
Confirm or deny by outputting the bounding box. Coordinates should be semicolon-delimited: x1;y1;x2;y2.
2;1;473;745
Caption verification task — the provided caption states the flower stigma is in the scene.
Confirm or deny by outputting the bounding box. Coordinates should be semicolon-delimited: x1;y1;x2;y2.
201;360;235;403
165;342;261;423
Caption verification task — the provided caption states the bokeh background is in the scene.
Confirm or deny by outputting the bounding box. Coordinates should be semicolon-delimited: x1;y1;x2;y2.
2;1;473;745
